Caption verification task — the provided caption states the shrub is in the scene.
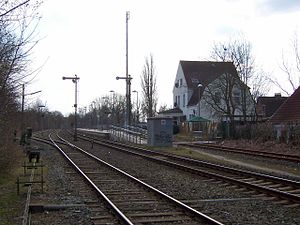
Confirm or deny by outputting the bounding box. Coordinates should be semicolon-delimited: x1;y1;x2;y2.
235;122;275;142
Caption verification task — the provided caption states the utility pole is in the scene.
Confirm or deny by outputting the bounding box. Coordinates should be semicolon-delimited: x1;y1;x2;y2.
116;75;132;125
117;11;132;127
21;84;25;131
126;11;131;126
21;84;41;132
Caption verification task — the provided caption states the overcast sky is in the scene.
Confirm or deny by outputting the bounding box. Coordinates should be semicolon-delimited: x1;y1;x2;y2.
27;0;300;115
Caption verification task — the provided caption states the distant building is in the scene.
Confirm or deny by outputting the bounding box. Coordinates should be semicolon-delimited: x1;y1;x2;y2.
256;93;288;120
270;87;300;124
269;87;300;141
172;60;255;122
157;107;185;125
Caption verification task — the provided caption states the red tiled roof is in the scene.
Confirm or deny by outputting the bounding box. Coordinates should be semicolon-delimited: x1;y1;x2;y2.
269;86;300;123
256;95;288;118
179;61;238;106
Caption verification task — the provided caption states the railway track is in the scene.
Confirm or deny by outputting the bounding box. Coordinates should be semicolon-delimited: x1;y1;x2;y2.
177;142;300;163
71;130;300;207
33;132;223;224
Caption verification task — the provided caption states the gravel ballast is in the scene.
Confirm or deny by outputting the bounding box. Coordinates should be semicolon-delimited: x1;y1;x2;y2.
29;133;300;225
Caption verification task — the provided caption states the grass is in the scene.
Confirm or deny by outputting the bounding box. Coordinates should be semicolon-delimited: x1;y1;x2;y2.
0;170;24;225
173;133;195;142
0;144;25;225
153;145;215;161
152;143;300;177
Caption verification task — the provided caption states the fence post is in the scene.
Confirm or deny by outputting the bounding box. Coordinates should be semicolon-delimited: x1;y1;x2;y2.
17;177;20;195
41;162;44;193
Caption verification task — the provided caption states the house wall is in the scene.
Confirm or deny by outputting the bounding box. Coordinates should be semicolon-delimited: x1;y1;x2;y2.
173;64;256;122
198;76;255;122
173;64;191;117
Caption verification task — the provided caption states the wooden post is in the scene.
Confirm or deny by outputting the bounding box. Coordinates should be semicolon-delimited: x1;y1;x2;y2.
41;162;44;193
23;161;26;175
17;177;20;195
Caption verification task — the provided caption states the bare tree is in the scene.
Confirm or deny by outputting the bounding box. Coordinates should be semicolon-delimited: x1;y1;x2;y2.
211;35;267;121
0;0;42;173
81;94;126;128
158;103;169;113
202;72;241;137
212;38;254;85
140;54;158;119
250;69;271;101
272;32;300;95
0;0;42;124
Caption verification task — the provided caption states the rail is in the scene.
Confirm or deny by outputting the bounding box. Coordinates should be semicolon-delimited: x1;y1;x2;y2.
48;133;134;225
73;131;300;205
180;142;300;163
54;132;223;224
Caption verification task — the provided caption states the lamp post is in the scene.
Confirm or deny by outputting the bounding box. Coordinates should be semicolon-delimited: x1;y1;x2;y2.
110;90;115;125
62;75;80;141
197;83;203;117
132;90;139;124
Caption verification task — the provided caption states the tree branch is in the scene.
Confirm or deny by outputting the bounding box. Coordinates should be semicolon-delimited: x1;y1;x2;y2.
0;0;30;18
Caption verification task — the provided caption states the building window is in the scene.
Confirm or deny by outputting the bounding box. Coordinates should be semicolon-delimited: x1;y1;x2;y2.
183;94;186;107
179;79;183;86
178;95;181;107
233;91;241;105
214;92;221;104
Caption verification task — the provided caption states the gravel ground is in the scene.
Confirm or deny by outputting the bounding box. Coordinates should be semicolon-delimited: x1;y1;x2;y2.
30;133;300;225
67;134;300;225
28;141;94;225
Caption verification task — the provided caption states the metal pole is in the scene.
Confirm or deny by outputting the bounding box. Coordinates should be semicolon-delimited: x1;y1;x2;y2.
198;90;200;117
116;75;132;127
136;91;139;123
197;83;202;117
74;75;78;141
128;75;131;126
62;75;80;141
110;90;115;125
133;90;138;124
21;84;42;132
21;84;25;131
126;11;131;126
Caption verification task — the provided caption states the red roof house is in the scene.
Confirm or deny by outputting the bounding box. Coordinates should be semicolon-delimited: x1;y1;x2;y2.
256;93;288;119
270;86;300;124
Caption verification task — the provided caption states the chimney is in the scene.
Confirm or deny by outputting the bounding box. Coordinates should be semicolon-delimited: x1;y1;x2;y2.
275;93;281;97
